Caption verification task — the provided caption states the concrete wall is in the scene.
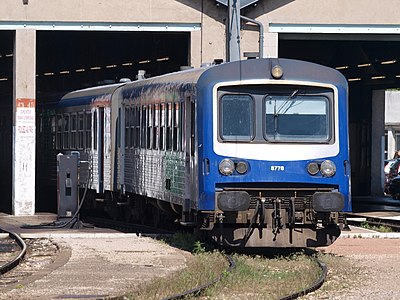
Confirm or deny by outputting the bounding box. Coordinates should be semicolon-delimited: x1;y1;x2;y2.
4;0;400;64
4;0;400;25
252;0;400;24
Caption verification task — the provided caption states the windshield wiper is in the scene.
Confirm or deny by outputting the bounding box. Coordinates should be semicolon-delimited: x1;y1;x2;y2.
272;90;299;138
275;89;299;115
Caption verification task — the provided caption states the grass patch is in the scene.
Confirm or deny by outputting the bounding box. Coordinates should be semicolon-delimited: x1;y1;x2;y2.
203;253;322;299
124;250;227;300
360;221;392;232
123;251;324;300
118;233;362;299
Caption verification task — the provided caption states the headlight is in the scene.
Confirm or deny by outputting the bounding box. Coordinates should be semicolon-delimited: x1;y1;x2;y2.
236;161;248;174
307;161;320;175
271;65;283;79
320;160;336;177
219;159;235;175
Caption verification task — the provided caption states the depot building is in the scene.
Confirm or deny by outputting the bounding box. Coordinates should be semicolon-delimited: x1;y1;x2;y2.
1;0;399;215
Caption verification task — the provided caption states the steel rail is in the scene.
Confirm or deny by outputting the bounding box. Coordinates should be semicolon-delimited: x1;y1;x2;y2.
162;254;235;300
347;216;400;231
0;228;27;275
279;254;328;300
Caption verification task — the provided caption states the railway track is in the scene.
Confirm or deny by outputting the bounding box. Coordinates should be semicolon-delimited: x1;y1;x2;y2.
0;228;26;276
279;253;328;300
162;254;236;300
346;214;400;231
83;216;328;299
160;251;327;300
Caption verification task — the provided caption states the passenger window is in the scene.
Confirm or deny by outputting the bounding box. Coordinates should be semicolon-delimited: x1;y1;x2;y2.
93;110;97;150
173;102;180;151
132;107;136;149
147;105;152;149
56;114;63;149
63;114;70;149
166;103;172;150
85;112;92;149
51;115;56;149
70;114;77;149
78;113;84;149
160;103;165;150
154;104;159;150
220;94;254;141
133;106;139;148
140;105;147;148
125;107;130;149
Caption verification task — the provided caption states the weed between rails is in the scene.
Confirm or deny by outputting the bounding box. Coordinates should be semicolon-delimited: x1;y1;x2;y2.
121;233;348;300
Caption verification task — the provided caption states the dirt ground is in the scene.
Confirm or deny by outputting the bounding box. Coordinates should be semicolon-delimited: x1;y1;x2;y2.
303;238;400;300
0;236;193;300
1;229;400;299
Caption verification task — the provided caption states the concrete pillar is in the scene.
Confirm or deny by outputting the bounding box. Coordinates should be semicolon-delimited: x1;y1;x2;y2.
370;90;385;196
12;29;36;216
264;31;278;58
190;30;202;68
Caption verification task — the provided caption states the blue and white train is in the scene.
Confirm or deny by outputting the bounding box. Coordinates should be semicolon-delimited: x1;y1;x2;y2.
41;58;351;248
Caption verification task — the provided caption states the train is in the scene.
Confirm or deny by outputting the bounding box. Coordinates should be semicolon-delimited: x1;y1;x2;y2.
38;58;351;248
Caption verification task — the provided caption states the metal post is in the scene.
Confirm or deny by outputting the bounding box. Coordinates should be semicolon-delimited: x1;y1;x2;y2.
227;0;241;62
240;15;264;58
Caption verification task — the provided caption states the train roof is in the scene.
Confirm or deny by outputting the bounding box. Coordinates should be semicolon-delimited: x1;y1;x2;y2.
59;67;209;107
59;82;127;107
119;66;209;101
58;58;347;107
120;58;348;97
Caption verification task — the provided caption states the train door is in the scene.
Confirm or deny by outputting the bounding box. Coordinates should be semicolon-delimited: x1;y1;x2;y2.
98;107;105;193
182;96;197;223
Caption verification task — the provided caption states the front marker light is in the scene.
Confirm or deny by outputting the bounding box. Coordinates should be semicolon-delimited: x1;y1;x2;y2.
219;159;235;176
236;161;248;174
320;160;336;177
307;161;320;175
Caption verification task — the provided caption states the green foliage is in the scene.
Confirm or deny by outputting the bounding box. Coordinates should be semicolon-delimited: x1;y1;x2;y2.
193;240;206;254
361;221;371;229
360;221;392;232
122;249;360;300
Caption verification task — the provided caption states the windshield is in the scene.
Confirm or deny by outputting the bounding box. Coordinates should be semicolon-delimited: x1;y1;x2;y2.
220;94;254;141
265;94;331;142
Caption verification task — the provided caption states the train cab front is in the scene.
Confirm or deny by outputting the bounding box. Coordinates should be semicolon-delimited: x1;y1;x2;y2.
197;70;350;248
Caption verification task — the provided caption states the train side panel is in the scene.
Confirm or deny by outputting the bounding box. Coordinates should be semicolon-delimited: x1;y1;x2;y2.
119;76;202;220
